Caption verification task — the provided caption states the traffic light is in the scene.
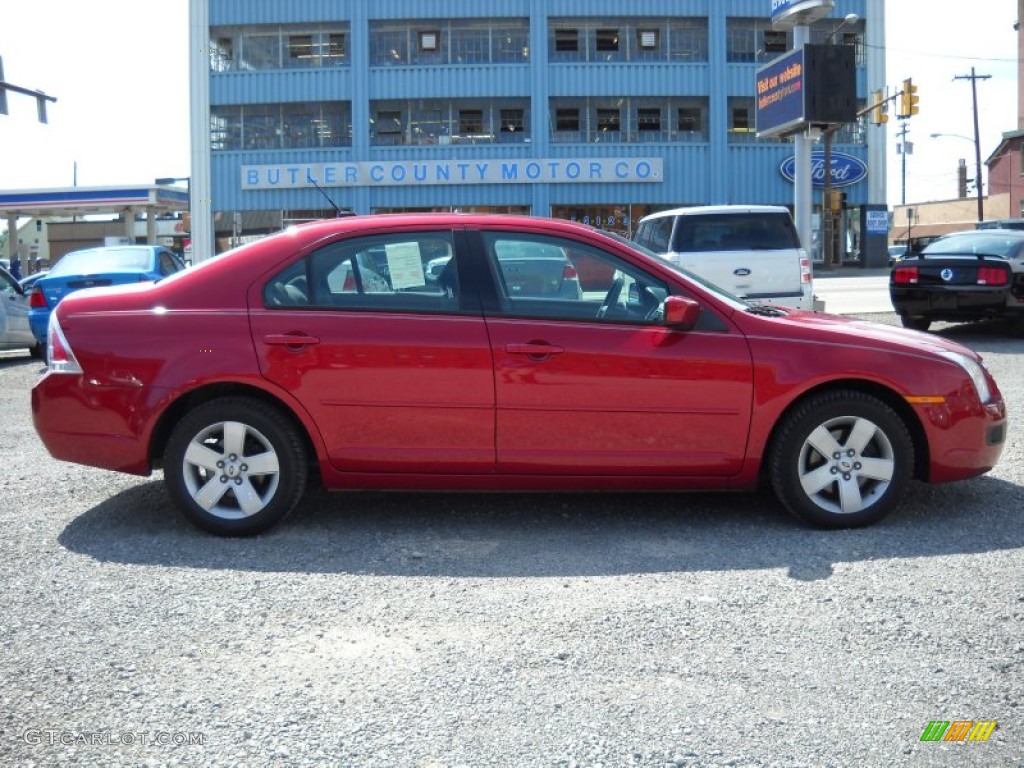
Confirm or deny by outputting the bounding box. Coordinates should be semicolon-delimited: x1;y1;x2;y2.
898;78;919;118
871;88;888;125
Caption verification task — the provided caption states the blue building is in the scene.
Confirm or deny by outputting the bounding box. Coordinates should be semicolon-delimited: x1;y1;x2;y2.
188;0;886;260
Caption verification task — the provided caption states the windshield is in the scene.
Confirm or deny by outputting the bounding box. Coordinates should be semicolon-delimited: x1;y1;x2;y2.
50;247;153;276
600;229;751;310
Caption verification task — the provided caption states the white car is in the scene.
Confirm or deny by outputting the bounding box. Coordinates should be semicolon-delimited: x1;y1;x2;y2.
633;205;814;310
0;266;43;358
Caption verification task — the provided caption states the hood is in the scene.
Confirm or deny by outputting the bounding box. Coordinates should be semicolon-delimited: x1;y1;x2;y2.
748;309;984;361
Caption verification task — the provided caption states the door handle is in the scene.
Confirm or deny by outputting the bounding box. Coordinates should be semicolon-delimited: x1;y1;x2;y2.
505;342;564;357
263;333;321;347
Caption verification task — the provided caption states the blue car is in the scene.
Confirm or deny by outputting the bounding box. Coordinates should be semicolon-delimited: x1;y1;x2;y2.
29;245;186;345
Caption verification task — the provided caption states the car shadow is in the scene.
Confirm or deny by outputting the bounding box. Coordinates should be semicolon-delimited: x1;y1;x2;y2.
58;473;1024;582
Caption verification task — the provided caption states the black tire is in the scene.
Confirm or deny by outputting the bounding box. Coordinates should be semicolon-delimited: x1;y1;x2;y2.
769;390;914;529
899;315;931;332
164;397;308;536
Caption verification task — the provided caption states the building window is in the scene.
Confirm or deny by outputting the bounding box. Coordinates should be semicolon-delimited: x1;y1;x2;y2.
500;108;525;133
762;30;788;54
728;98;759;142
596;108;621;135
556;108;580;132
419;30;440;52
595;29;620;52
637;29;659;50
324;34;345;61
677;107;701;133
288;34;314;64
458;109;484;135
669;20;708;61
555;29;579;52
375;110;404;144
726;22;756;62
637;107;662;134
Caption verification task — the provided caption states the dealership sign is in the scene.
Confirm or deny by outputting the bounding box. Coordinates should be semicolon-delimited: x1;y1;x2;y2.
780;151;867;188
241;158;664;190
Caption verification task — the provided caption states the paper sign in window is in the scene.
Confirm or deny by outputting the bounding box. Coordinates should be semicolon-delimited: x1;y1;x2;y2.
385;242;426;289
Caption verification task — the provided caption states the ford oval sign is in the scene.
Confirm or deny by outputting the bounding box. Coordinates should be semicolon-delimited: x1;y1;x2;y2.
780;151;868;188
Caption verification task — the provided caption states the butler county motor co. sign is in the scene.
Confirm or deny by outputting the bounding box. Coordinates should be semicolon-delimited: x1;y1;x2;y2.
241;158;663;190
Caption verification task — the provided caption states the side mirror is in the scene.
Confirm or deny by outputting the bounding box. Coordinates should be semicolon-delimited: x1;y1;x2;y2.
663;295;701;329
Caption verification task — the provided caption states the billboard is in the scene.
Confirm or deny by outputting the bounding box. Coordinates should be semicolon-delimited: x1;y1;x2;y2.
756;44;856;137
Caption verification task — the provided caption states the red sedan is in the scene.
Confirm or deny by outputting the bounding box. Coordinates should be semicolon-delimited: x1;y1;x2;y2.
32;214;1006;536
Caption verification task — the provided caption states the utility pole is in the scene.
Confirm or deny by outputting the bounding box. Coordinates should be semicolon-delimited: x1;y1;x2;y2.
896;122;910;205
954;67;991;223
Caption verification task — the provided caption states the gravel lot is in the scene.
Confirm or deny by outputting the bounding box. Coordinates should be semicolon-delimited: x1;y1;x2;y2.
1;314;1021;767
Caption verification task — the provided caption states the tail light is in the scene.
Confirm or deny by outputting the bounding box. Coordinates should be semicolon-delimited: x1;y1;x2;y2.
976;266;1008;286
800;257;811;284
892;265;919;285
47;315;83;374
562;264;579;280
29;286;49;309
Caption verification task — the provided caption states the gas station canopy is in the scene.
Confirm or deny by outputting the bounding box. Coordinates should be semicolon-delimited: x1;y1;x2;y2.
0;184;188;219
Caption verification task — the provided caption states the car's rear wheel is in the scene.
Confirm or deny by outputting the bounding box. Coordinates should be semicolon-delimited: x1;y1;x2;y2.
899;315;931;332
164;397;308;536
769;390;914;528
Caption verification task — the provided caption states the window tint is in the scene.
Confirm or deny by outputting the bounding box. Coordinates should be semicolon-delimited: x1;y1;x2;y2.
671;213;799;252
158;252;181;276
635;217;673;252
481;232;668;323
924;234;1024;258
263;232;460;312
0;269;18;295
50;248;153;276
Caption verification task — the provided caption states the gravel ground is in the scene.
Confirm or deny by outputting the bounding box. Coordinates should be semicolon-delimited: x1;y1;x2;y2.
1;313;1021;767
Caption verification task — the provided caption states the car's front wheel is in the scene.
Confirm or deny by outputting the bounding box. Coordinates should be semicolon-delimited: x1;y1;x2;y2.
164;397;308;536
769;391;914;528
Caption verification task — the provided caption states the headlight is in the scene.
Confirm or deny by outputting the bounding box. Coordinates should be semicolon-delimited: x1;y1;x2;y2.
940;351;992;403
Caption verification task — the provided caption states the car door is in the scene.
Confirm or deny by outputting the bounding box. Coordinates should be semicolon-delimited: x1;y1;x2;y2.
0;269;34;349
249;228;497;474
473;229;755;476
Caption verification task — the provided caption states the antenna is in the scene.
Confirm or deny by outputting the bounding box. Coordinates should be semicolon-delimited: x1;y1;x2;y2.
306;173;350;217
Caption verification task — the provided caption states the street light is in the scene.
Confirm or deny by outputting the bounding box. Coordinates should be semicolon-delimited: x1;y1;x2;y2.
929;132;983;222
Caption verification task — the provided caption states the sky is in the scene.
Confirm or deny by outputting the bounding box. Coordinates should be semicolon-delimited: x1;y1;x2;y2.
0;1;1019;223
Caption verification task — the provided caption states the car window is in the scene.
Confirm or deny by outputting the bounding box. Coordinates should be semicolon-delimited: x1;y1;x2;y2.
263;232;460;312
671;213;800;253
49;248;152;276
158;252;179;276
0;269;19;296
923;234;1024;258
481;232;669;323
635;217;672;252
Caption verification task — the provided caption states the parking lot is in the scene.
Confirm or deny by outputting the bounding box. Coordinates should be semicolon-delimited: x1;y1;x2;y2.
1;311;1021;767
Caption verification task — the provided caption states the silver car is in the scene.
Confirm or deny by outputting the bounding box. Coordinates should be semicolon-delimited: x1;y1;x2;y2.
0;266;43;358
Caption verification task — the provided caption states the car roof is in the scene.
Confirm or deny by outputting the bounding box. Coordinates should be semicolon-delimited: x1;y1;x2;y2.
638;205;790;222
280;212;609;240
932;228;1024;240
59;244;170;257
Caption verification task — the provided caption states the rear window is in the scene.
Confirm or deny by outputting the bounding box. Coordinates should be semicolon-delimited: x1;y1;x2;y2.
50;248;152;276
923;234;1024;258
670;213;800;253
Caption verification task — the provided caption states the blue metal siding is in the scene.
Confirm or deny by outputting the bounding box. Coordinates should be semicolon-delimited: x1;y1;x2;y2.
206;0;873;217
